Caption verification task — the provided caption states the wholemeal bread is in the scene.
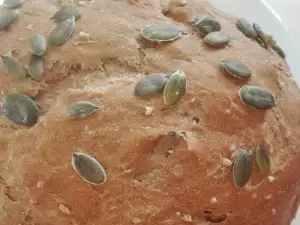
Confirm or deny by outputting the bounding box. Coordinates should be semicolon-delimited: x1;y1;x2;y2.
0;0;300;224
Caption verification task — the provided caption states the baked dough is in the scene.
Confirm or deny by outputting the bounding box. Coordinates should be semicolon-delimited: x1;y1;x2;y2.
0;0;299;224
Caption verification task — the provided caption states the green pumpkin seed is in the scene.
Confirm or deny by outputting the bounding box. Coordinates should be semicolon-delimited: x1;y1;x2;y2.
1;55;26;80
255;144;270;174
3;0;24;8
252;149;259;172
236;18;257;38
2;92;38;126
191;15;221;36
219;59;251;79
29;34;47;56
163;69;187;106
238;85;276;110
134;73;169;97
28;54;44;78
72;152;107;185
51;6;81;23
0;9;19;31
232;149;252;188
49;16;75;45
190;15;210;25
272;44;285;59
253;23;268;48
204;31;231;47
140;24;186;42
265;34;276;47
67;101;98;119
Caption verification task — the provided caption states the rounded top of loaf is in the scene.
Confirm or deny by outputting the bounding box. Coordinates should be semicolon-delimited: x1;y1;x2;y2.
0;0;299;225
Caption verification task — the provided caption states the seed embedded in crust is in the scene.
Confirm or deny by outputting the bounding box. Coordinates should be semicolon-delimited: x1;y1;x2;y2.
163;69;187;106
219;59;251;79
204;31;231;48
72;152;107;185
238;85;276;110
140;24;186;42
232;149;252;188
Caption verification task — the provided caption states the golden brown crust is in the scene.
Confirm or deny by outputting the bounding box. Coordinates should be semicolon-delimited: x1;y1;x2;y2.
0;0;300;224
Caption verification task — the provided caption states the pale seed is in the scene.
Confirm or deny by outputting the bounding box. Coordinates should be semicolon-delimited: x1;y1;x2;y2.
51;6;81;23
232;149;252;188
1;55;26;80
67;101;98;119
268;176;275;183
222;158;232;167
134;73;169;97
58;203;71;215
36;181;44;188
48;16;75;46
144;106;154;116
0;9;19;31
182;214;192;221
78;31;90;40
210;196;217;203
264;194;272;199
28;54;44;79
29;34;47;56
132;218;142;224
2;92;39;126
3;0;24;8
77;1;87;6
238;85;276;110
163;69;187;106
255;144;271;174
72;152;107;185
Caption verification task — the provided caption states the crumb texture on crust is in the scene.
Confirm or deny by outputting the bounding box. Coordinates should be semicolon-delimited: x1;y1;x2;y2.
0;0;300;225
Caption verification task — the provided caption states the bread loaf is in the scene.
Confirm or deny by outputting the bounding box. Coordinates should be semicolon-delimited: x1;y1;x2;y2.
0;0;299;224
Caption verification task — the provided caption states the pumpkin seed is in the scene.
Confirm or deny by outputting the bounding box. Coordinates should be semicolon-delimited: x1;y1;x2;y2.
238;85;276;110
134;73;169;97
51;6;81;23
67;101;98;119
265;34;276;47
0;9;19;31
190;15;210;25
28;54;44;79
236;18;257;38
163;69;187;106
140;24;186;42
219;59;251;79
49;16;75;45
255;144;270;174
252;149;259;172
3;0;24;8
72;152;107;185
272;44;285;59
192;15;221;35
29;34;47;56
253;23;268;48
1;55;26;80
2;92;38;126
232;149;252;188
204;31;231;47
